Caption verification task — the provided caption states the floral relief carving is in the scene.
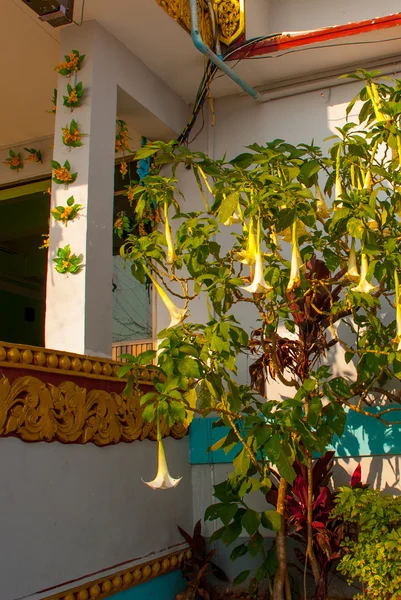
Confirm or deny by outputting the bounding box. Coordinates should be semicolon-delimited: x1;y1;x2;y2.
0;376;186;445
155;0;244;47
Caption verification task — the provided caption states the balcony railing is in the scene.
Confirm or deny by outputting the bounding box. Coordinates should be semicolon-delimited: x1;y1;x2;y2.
111;339;154;361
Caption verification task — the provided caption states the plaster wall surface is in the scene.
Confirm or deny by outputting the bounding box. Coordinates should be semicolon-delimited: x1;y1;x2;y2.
0;436;191;600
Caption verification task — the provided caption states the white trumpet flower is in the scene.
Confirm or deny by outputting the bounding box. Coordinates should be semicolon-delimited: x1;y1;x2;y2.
345;238;360;282
147;270;188;328
241;218;272;294
164;202;177;265
241;251;273;294
143;440;182;490
287;221;303;292
352;253;378;294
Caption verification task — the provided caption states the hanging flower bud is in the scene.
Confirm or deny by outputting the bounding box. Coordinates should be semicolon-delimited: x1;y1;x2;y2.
334;145;343;211
395;270;401;351
143;440;182;490
224;212;241;226
146;269;188;328
164;202;177;265
287;221;303;292
235;217;257;265
345;238;360;282
315;184;330;220
352;253;378;294
270;225;280;248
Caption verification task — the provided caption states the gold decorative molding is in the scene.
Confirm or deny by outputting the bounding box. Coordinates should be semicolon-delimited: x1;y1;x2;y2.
156;0;245;47
0;375;186;445
43;547;191;600
0;342;154;384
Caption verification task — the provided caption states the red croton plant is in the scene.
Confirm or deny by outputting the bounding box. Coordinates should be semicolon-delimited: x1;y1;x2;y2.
267;452;367;600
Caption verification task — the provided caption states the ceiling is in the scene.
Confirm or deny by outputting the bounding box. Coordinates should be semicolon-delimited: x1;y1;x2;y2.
2;0;401;148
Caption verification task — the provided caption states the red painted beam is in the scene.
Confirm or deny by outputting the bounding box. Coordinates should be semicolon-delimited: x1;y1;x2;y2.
228;12;401;60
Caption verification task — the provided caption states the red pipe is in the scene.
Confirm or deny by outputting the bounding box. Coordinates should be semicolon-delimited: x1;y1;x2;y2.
228;12;401;60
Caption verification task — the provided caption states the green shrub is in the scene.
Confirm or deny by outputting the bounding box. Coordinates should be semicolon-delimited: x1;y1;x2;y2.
332;487;401;599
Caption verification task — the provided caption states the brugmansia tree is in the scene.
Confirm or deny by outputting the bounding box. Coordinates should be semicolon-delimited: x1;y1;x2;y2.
119;71;401;600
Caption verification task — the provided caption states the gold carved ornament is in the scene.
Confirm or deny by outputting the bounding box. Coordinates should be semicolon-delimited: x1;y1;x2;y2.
0;376;186;445
155;0;245;47
43;548;191;600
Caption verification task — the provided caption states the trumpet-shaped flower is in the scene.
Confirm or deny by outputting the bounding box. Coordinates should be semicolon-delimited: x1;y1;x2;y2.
395;270;401;351
315;184;330;220
143;440;182;490
163;202;177;265
147;270;188;328
352;253;378;294
241;251;273;294
345;238;359;282
287;221;304;292
241;218;272;294
235;217;257;265
279;220;307;243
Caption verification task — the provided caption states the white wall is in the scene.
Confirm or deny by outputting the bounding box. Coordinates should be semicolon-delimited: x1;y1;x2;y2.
0;436;191;600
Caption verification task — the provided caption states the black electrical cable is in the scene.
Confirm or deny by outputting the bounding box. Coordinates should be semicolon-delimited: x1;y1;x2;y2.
177;31;401;144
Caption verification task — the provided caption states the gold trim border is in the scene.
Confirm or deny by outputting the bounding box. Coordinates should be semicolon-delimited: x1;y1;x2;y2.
43;547;191;600
0;375;186;444
0;342;154;384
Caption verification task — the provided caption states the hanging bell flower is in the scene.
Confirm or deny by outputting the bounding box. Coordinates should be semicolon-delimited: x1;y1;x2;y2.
286;221;303;292
164;202;177;265
241;219;273;294
146;269;188;328
315;184;330;220
345;238;360;282
394;270;401;351
143;439;182;490
352;253;378;294
235;217;257;265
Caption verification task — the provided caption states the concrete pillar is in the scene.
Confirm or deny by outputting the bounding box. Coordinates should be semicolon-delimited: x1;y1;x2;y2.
45;21;189;357
45;22;117;357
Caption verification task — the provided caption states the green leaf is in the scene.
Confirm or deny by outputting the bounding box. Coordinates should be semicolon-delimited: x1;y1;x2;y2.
275;446;296;484
241;509;260;536
230;544;248;561
218;192;239;224
220;503;239;525
307;396;322;427
221;521;242;545
233;570;250;586
347;217;365;239
178;356;200;379
142;403;156;422
329;377;353;399
261;510;281;531
233;448;250;477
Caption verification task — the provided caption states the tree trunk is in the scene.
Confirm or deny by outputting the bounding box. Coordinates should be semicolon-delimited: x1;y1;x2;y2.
273;477;290;600
306;454;321;586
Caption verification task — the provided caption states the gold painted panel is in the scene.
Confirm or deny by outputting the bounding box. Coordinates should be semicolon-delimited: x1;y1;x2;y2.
43;547;191;600
155;0;245;47
0;375;186;445
0;341;153;383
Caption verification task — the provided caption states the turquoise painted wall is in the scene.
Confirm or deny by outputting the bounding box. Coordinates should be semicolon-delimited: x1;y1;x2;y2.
113;571;185;599
190;413;401;464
